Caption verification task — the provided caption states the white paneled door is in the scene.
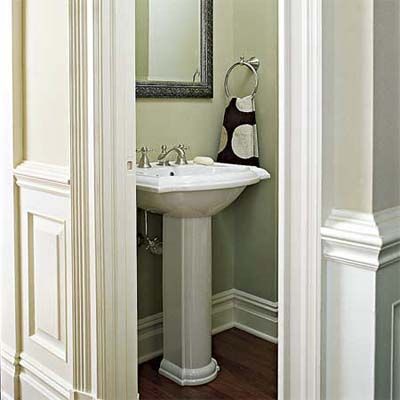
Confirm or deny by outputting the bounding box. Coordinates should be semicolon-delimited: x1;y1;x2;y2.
0;1;137;399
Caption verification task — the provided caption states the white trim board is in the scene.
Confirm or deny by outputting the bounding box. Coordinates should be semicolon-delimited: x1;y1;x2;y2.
278;0;322;398
322;207;400;400
322;207;400;271
14;161;70;197
138;289;278;364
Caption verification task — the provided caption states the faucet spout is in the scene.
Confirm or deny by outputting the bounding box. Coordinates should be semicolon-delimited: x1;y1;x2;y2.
157;145;188;166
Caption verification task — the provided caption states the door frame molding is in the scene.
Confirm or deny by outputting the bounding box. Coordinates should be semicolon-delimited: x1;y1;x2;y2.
80;0;138;398
278;0;322;399
0;1;23;399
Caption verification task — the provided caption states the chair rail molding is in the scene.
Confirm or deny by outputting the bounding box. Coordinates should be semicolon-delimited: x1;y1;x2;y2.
322;207;400;270
278;0;322;399
13;161;70;196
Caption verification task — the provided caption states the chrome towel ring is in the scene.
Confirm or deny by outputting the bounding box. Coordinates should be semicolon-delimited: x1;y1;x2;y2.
224;56;260;98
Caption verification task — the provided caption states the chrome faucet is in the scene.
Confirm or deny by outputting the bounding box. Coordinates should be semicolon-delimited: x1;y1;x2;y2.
157;144;188;166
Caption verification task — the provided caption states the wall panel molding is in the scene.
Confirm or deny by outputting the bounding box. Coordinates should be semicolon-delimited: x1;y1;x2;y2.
15;159;73;399
27;213;68;362
14;160;97;400
138;290;278;363
322;207;400;270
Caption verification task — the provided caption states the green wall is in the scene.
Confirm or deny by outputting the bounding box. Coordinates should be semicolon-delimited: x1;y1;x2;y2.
136;0;278;319
231;0;278;301
135;0;149;80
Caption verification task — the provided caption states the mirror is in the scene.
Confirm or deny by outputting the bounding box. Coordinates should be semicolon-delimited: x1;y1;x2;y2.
135;0;213;98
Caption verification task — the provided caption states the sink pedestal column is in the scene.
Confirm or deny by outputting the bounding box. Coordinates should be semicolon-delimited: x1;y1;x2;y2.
159;215;220;386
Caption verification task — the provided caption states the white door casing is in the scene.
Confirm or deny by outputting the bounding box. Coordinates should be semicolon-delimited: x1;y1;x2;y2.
88;0;138;397
0;0;24;399
278;0;322;399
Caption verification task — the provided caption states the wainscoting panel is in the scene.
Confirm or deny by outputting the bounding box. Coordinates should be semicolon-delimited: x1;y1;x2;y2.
15;161;72;400
138;289;278;364
323;207;400;400
27;213;67;361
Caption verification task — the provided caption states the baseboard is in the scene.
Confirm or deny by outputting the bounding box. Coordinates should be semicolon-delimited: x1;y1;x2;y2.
233;289;278;343
1;393;14;400
1;346;20;400
211;290;235;335
19;352;71;400
70;391;95;400
138;289;278;364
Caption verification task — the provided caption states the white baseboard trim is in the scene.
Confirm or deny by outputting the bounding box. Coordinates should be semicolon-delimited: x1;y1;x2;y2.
137;313;164;364
19;352;72;400
211;289;235;336
234;323;278;344
1;345;20;400
233;289;278;344
70;391;95;400
1;393;15;400
138;289;278;364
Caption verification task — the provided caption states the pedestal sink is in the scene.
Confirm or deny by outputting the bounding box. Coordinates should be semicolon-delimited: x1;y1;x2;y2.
136;162;270;386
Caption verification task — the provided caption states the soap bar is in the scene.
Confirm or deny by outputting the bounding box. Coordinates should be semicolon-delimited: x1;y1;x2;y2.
193;156;214;166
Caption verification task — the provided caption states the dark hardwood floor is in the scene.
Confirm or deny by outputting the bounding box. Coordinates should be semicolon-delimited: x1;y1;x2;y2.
138;328;277;400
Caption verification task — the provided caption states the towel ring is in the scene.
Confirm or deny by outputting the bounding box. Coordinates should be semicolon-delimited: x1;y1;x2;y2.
224;56;260;98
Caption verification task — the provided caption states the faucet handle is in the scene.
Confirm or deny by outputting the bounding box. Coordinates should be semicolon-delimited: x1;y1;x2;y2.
136;146;153;168
175;144;189;165
136;146;154;156
157;145;171;166
136;146;154;153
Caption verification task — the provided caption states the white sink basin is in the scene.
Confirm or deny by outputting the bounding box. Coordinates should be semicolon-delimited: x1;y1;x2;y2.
136;162;270;217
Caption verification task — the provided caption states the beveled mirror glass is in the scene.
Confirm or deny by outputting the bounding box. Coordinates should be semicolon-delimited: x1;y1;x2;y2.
135;0;213;98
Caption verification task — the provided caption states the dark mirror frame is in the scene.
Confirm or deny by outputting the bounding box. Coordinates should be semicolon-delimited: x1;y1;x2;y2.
136;0;213;98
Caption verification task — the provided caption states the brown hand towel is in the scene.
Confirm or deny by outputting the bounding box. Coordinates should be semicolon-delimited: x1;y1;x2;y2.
217;95;259;166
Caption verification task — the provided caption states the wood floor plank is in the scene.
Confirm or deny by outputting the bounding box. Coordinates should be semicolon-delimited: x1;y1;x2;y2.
138;328;277;400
